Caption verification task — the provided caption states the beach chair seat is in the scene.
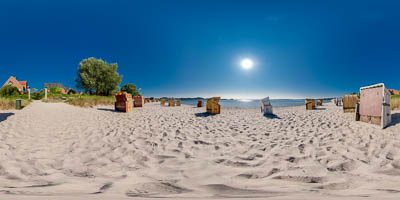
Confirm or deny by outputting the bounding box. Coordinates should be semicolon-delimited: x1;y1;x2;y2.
317;99;323;106
305;99;315;110
197;100;204;107
343;95;358;113
133;96;145;107
207;97;221;114
356;83;391;128
260;97;273;115
114;92;133;112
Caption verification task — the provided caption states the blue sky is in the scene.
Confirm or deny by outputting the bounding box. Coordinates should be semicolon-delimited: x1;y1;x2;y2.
1;0;399;99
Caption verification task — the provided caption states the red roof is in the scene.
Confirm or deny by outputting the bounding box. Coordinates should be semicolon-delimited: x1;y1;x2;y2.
19;81;27;86
388;89;400;95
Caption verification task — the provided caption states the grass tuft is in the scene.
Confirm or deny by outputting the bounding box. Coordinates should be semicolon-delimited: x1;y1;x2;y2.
65;95;115;107
392;94;400;110
0;98;31;110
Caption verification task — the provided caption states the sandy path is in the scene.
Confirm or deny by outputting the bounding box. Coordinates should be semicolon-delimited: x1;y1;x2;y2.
0;101;400;199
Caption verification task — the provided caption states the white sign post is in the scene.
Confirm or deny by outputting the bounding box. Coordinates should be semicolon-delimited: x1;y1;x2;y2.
45;88;48;100
28;89;31;100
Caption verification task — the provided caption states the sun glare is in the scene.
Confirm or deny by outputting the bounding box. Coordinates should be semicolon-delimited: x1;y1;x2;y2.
241;58;253;70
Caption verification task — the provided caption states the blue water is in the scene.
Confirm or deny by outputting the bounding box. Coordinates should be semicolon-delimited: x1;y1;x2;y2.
178;99;321;108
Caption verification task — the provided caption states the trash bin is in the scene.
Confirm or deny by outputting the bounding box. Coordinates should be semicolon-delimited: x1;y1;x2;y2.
16;99;22;110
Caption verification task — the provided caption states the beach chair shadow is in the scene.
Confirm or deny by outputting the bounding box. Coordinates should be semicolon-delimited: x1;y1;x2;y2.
315;107;327;110
387;113;400;127
0;113;14;122
263;113;280;119
195;112;217;117
97;108;121;113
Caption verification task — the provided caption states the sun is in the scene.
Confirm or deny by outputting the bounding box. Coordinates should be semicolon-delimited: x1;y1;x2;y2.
241;58;253;70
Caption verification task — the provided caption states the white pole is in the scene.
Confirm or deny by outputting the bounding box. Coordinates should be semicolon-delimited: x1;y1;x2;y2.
28;89;31;100
45;88;48;100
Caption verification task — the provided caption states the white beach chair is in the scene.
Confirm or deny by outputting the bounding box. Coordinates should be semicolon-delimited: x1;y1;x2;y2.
357;83;391;129
260;97;273;115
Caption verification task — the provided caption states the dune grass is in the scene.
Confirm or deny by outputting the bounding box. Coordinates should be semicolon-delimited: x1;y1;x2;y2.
0;98;31;110
65;95;115;107
392;94;400;110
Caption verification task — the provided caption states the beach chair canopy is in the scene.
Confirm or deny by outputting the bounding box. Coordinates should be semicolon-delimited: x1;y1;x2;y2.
305;99;315;110
114;92;133;112
358;83;391;128
260;97;271;106
260;97;273;114
207;97;221;114
343;95;358;112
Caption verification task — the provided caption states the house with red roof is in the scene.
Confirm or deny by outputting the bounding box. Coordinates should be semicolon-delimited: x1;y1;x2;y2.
388;89;400;95
2;76;29;94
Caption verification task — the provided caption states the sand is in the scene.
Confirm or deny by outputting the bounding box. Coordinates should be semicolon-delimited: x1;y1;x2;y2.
0;101;400;200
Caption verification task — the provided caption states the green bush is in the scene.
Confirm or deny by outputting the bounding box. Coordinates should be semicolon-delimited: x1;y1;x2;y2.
50;88;62;94
121;83;141;96
0;86;21;97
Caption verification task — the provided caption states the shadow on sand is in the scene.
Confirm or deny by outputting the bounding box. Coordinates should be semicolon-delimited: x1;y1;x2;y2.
388;113;400;127
315;107;327;110
195;112;217;117
97;108;121;113
263;113;281;119
0;113;14;122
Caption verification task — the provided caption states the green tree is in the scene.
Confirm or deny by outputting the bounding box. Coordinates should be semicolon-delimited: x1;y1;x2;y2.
0;86;20;97
121;83;141;96
75;57;123;96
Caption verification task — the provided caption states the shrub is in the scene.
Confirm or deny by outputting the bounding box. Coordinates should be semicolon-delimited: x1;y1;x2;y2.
50;88;62;94
0;86;21;97
121;83;141;96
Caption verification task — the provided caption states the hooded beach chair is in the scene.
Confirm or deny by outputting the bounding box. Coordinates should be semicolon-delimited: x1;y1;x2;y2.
197;100;204;107
133;96;145;107
207;97;221;114
160;99;165;105
176;99;181;106
317;99;323;106
343;95;358;113
334;97;343;106
114;92;133;112
169;98;175;107
305;99;315;110
356;83;391;128
260;97;273;115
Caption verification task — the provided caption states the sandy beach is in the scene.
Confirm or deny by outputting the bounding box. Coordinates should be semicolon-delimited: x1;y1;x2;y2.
0;101;400;199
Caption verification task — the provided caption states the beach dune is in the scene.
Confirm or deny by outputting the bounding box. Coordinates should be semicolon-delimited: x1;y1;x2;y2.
0;101;400;199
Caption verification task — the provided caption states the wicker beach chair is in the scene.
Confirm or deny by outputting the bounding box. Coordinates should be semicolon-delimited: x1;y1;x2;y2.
305;99;315;110
169;98;175;107
133;96;145;107
176;100;181;106
317;99;323;106
343;95;358;113
207;97;221;114
260;97;273;115
161;99;165;105
357;83;391;128
114;92;133;112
